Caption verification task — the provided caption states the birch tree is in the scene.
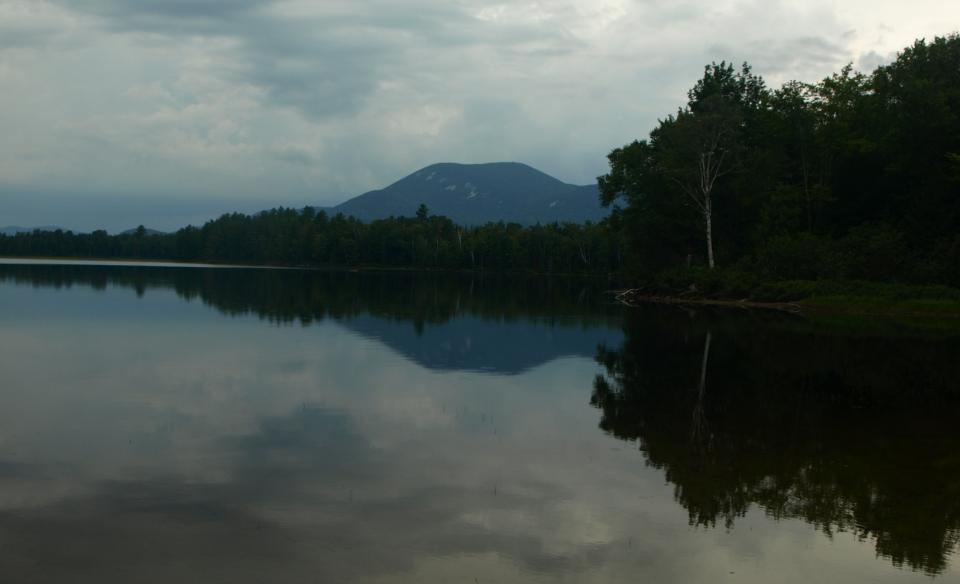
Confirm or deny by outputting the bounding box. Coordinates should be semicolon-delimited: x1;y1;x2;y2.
655;98;741;269
651;62;762;269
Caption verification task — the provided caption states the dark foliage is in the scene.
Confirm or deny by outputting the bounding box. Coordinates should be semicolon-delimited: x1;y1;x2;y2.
600;35;960;287
0;209;623;275
593;307;960;574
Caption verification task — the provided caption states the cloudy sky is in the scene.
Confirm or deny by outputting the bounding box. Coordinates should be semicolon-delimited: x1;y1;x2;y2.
0;0;956;231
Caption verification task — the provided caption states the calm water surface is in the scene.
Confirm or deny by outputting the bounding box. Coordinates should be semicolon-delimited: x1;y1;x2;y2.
1;261;958;583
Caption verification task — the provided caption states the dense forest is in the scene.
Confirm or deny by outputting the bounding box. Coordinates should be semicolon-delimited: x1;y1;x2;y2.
601;34;960;287
2;35;959;288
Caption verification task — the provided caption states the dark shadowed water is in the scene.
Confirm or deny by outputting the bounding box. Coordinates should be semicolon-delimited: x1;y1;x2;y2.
1;260;958;583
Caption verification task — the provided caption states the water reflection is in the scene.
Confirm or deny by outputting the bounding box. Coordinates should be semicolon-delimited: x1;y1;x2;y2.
592;308;960;575
2;261;959;582
0;263;622;374
0;263;637;583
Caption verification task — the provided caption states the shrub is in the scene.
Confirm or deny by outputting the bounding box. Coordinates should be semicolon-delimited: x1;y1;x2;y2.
756;233;844;280
839;223;909;281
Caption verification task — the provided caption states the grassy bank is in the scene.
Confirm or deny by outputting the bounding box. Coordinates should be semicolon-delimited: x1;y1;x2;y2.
624;268;960;318
763;279;960;317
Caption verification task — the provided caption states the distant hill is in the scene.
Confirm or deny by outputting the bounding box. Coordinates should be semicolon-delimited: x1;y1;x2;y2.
1;225;65;236
120;227;166;236
332;162;606;224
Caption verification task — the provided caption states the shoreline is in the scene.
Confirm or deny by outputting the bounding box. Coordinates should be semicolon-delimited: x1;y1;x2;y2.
611;289;960;319
612;291;802;313
0;256;296;270
6;257;959;319
0;255;615;279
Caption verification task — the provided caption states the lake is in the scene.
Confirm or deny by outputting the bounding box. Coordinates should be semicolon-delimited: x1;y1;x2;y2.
1;260;958;583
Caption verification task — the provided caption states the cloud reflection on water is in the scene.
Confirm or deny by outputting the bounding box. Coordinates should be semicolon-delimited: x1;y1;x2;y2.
0;263;956;582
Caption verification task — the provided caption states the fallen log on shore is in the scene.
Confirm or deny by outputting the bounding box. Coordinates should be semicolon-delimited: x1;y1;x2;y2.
612;288;802;313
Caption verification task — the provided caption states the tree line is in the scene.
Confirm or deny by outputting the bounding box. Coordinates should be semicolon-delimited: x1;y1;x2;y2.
2;35;959;286
0;208;622;274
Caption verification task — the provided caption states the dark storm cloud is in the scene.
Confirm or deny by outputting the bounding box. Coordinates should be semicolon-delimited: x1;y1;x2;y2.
59;0;387;118
64;0;272;34
57;0;578;119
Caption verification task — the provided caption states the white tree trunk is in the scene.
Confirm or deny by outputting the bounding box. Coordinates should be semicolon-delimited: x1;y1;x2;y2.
704;199;716;270
692;330;712;444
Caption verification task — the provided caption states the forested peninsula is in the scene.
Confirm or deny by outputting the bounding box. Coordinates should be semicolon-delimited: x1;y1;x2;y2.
3;36;960;312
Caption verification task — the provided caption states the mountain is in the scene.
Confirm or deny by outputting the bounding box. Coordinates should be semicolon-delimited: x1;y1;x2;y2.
332;162;606;224
342;314;623;375
1;225;65;235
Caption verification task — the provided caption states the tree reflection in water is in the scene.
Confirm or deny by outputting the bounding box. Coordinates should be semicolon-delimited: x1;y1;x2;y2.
592;307;960;575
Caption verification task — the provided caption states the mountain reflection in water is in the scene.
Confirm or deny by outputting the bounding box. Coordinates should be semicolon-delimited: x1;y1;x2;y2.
592;307;960;575
0;263;623;374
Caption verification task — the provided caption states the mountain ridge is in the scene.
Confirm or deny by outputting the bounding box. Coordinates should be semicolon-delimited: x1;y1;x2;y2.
332;162;606;225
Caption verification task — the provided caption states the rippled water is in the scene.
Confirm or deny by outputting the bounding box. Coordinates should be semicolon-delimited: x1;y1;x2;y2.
1;260;958;583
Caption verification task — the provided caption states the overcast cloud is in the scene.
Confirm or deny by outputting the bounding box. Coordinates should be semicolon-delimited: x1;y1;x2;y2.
0;0;956;231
